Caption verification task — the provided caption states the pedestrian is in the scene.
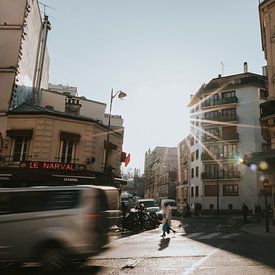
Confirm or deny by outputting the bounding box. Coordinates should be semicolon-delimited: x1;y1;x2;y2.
242;203;248;222
197;203;202;217
255;204;261;224
161;202;176;237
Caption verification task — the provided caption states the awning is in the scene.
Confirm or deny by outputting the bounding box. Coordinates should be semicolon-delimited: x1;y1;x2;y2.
60;131;81;142
6;129;33;138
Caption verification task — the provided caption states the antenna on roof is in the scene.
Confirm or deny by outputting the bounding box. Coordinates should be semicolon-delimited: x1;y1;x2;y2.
221;62;224;76
39;2;56;18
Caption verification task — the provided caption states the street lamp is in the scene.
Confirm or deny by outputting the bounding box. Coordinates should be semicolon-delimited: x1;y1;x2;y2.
104;89;127;179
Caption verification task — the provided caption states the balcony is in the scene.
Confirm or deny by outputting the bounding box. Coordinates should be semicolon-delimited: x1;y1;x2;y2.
202;135;220;142
221;133;239;141
201;152;238;161
201;97;238;108
202;115;238;124
201;172;240;179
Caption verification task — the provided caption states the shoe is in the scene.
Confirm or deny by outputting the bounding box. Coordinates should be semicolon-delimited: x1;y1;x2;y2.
161;234;165;238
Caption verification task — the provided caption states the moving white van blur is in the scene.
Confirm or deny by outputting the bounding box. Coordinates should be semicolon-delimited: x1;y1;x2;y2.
0;185;109;270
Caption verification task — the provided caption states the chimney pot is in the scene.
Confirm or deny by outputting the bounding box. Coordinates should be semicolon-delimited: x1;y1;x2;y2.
244;62;248;73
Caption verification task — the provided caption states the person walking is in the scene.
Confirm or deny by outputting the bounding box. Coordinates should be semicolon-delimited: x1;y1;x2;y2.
242;203;248;222
161;202;175;237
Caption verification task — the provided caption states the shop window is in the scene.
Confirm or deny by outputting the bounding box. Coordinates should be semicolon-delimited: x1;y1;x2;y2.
209;204;214;209
11;136;30;162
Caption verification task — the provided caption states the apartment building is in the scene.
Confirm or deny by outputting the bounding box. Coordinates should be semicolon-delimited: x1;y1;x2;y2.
189;67;266;212
257;0;275;223
177;135;191;209
144;147;177;202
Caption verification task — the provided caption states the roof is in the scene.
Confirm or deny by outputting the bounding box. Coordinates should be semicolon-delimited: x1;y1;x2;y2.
188;72;266;107
8;103;107;127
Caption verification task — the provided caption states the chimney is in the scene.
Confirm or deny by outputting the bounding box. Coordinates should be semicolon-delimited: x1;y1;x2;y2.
243;62;248;73
65;96;81;115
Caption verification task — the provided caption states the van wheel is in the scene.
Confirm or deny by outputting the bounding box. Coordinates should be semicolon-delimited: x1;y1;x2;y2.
40;247;67;270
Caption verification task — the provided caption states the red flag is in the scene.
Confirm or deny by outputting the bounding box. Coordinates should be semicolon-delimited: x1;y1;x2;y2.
125;153;131;167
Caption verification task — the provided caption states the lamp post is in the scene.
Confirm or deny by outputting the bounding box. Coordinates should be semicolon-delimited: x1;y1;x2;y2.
104;89;127;180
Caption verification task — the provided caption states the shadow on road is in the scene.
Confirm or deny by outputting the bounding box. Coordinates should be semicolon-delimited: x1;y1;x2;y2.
179;216;275;269
158;237;170;251
0;265;103;275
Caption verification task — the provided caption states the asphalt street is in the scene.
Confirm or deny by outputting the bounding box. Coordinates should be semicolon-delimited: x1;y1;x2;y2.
3;217;275;274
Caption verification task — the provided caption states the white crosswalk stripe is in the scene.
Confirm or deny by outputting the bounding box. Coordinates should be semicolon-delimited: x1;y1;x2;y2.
221;233;240;239
197;232;221;239
186;232;240;240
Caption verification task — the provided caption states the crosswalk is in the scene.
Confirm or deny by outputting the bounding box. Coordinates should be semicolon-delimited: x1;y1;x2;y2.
184;231;240;240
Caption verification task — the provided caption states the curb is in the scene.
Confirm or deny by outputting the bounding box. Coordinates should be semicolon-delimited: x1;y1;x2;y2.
241;223;275;237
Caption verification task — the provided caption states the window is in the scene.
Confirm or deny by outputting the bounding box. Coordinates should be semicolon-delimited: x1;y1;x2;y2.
195;186;199;197
259;89;268;99
205;111;218;119
221;164;239;178
228;204;233;210
60;140;76;163
191;152;195;161
59;132;80;163
222;144;237;158
221;90;236;98
191;187;194;197
196;149;199;160
223;185;238;196
222;108;236;117
205;185;218;196
191;168;194;178
195;166;199;177
204;164;217;178
209;204;214;209
0;190;81;215
11;136;30;162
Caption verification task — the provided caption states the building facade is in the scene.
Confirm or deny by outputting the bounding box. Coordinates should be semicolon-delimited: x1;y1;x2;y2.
258;0;275;223
0;0;126;188
177;135;191;210
144;147;177;202
189;68;266;212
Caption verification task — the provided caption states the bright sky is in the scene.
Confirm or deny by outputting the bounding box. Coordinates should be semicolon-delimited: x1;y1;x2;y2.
43;0;265;174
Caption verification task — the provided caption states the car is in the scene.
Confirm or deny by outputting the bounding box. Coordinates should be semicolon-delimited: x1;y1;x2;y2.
0;185;109;270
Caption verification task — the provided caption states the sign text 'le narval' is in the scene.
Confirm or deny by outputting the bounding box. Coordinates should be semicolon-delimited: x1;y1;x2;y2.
20;161;86;171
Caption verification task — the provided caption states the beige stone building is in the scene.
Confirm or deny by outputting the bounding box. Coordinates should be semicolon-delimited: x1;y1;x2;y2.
177;135;191;209
0;103;124;186
144;147;177;202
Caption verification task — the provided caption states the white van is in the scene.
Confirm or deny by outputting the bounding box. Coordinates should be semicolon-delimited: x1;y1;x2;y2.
160;199;178;216
96;186;121;227
0;185;109;270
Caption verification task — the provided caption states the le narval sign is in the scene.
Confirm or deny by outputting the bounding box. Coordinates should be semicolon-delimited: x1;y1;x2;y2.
20;161;86;172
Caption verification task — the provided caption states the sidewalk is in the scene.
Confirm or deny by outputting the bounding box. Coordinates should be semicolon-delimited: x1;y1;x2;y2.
241;219;275;237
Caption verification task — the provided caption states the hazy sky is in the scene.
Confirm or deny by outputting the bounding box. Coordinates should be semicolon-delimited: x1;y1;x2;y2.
42;0;265;173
